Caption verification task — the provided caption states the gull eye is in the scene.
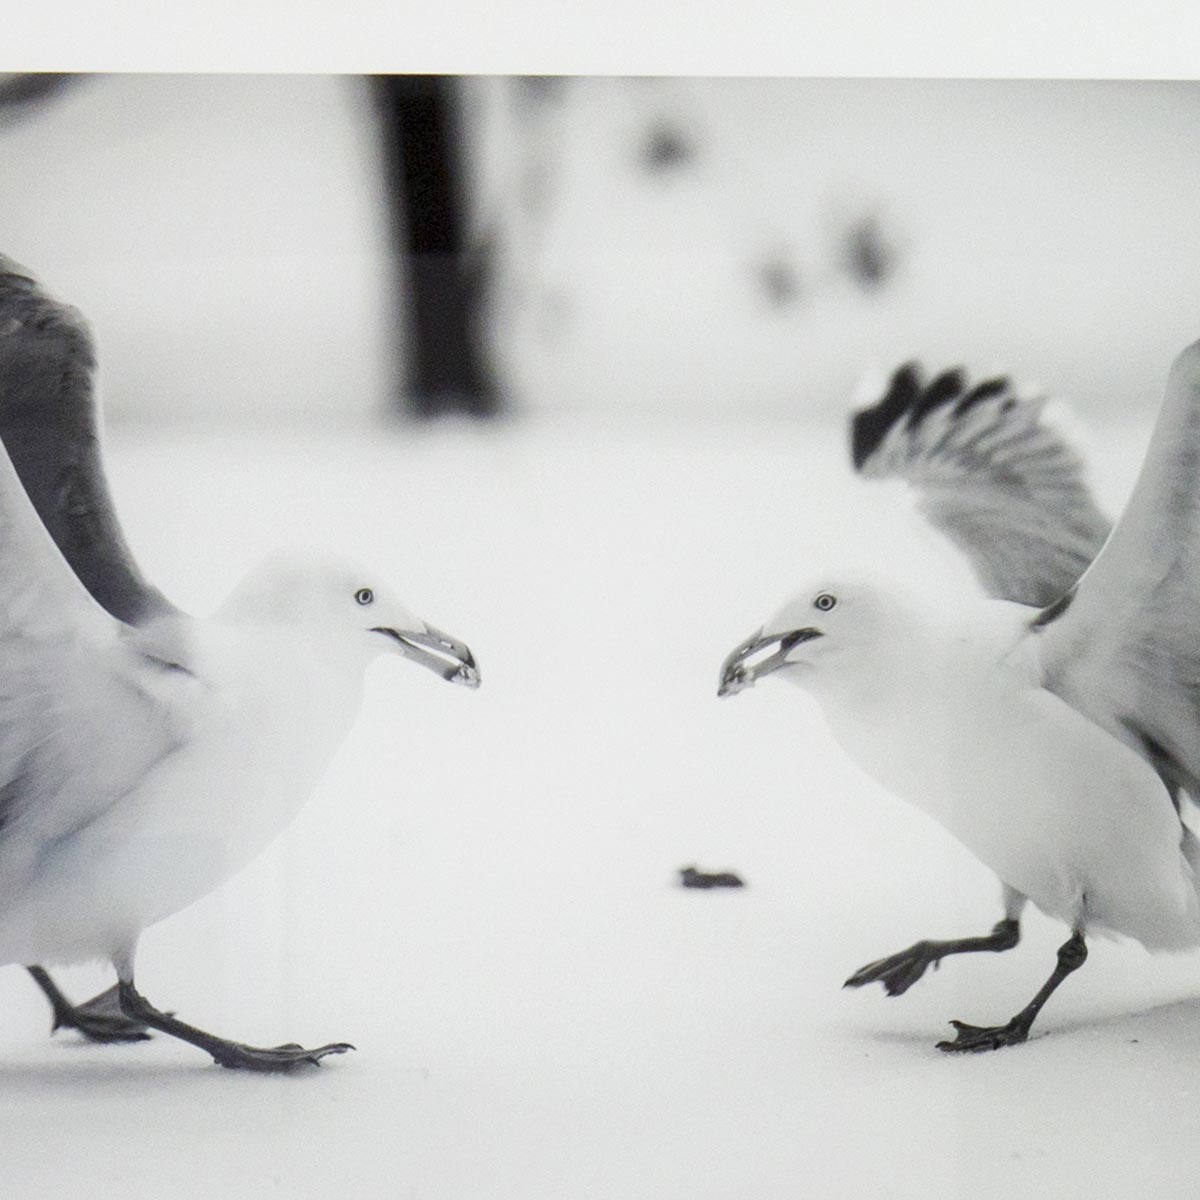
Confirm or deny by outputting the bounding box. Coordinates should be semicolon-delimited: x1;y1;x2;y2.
814;592;837;612
354;587;375;606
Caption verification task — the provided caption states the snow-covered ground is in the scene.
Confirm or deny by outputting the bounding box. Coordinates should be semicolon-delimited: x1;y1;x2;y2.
1;407;1197;1199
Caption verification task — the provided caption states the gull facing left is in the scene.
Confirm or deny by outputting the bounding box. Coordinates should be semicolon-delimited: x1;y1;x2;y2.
0;258;480;1071
720;341;1200;1052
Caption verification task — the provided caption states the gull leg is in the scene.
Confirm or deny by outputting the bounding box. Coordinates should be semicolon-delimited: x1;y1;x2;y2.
844;918;1021;997
26;966;151;1043
115;979;354;1073
937;930;1088;1053
845;887;1027;997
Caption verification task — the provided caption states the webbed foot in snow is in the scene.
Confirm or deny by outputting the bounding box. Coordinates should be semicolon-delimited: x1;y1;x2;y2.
27;969;151;1044
59;984;153;1043
209;1040;355;1073
117;979;353;1073
936;1018;1030;1053
934;929;1087;1054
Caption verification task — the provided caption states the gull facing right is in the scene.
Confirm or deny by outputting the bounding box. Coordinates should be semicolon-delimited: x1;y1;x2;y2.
720;340;1200;1052
0;257;480;1071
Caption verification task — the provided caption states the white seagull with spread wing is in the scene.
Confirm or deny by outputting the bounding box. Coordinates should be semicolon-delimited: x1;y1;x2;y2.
720;347;1200;1052
0;257;480;1071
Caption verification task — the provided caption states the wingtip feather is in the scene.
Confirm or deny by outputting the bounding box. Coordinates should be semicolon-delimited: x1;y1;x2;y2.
851;362;922;470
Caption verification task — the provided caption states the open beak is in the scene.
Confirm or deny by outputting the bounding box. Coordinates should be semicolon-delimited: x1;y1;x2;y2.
374;622;481;688
717;627;821;697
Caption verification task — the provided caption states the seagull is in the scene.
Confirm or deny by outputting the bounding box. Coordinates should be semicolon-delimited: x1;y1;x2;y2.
718;345;1200;1052
0;257;480;1071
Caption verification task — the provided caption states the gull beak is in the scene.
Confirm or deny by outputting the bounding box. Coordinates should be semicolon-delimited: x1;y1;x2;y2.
717;627;821;697
374;621;481;688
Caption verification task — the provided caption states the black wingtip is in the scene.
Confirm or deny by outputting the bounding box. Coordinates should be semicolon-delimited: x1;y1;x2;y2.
852;364;1019;472
851;362;922;470
952;375;1011;417
907;367;967;428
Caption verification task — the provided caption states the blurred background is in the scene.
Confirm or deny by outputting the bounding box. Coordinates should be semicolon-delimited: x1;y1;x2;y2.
5;72;1200;1200
3;73;1200;425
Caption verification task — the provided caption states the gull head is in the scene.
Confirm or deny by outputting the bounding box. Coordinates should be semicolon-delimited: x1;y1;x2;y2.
220;553;481;688
718;573;908;698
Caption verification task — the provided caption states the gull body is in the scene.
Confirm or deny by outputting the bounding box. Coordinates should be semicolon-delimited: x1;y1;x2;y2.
767;580;1200;953
0;257;481;1069
721;342;1200;1051
0;563;422;971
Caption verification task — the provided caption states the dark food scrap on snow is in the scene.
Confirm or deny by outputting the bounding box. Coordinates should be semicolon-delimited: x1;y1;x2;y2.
679;865;746;890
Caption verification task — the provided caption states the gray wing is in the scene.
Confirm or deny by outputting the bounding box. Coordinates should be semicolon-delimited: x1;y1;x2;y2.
1037;339;1200;800
851;363;1111;607
0;432;195;884
0;256;176;625
0;306;193;879
0;626;195;881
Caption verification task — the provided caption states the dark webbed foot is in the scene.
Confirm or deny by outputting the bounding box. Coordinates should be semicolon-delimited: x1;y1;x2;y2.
60;984;153;1043
844;941;944;997
935;930;1087;1055
27;968;151;1044
845;918;1020;998
936;1017;1030;1054
117;980;354;1073
209;1040;355;1073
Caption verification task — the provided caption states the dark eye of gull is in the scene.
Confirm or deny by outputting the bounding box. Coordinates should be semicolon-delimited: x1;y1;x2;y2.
814;593;837;612
354;588;375;606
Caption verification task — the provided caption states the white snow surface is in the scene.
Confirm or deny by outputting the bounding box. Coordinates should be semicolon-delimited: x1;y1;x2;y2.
1;409;1197;1199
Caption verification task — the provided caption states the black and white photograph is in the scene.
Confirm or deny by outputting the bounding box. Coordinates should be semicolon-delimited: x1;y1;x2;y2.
3;7;1200;1196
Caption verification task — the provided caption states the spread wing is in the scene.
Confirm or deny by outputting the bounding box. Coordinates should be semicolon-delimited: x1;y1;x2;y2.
0;432;194;875
1037;339;1200;800
0;625;194;886
0;265;193;886
851;363;1111;608
0;256;176;625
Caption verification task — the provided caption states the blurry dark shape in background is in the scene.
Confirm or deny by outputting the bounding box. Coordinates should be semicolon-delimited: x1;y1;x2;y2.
516;76;566;105
844;213;896;290
641;120;696;175
757;253;803;310
0;74;82;128
679;865;746;889
373;75;501;419
514;76;565;223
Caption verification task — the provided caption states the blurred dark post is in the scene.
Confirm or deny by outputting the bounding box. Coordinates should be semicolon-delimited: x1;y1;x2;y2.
373;75;501;419
0;73;81;124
